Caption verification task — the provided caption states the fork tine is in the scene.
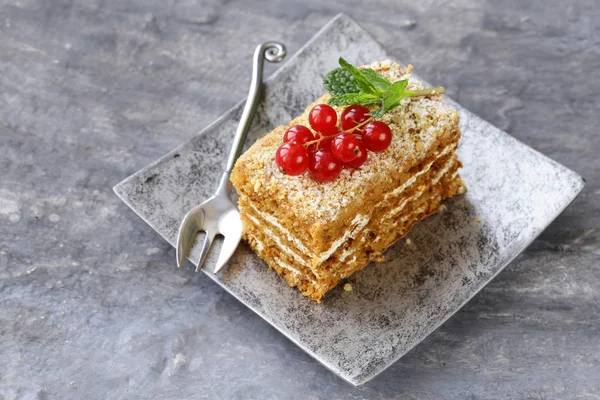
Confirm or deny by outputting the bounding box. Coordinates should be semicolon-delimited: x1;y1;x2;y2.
195;233;215;272
214;230;242;274
176;208;204;268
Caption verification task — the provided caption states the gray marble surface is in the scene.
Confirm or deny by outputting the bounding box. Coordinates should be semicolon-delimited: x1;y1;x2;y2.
1;0;598;399
113;14;586;386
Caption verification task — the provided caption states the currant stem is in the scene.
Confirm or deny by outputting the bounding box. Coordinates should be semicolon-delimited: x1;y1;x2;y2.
407;87;445;97
304;117;375;147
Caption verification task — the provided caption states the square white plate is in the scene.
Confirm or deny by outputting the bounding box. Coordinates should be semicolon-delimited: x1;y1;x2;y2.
114;14;584;385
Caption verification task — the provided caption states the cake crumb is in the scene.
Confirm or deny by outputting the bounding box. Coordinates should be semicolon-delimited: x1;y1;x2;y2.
343;283;353;292
406;238;412;245
373;254;386;263
439;204;447;212
475;216;481;223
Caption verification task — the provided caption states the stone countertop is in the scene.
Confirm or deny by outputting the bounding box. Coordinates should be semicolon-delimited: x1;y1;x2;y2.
1;1;598;399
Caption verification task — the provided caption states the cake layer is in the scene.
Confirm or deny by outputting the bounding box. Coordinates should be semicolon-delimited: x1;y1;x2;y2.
243;171;463;301
240;151;463;302
231;60;462;256
237;141;459;267
242;158;460;280
238;148;461;275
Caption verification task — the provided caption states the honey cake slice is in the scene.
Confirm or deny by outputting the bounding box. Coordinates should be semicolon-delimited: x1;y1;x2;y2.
231;60;465;302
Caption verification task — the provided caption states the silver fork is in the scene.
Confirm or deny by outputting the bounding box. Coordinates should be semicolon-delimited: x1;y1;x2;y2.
176;42;286;273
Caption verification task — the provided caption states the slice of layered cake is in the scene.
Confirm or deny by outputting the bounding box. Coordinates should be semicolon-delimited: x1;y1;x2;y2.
231;59;465;302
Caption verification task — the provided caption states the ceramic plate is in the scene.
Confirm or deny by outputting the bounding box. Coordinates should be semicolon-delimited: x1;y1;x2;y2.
113;14;584;385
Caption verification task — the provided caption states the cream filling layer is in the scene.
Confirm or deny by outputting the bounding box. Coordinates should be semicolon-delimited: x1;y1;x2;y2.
254;168;454;282
247;201;369;267
376;142;456;207
334;202;433;278
249;205;363;273
249;227;317;282
250;165;460;287
320;144;457;262
385;155;457;223
336;162;460;264
338;157;458;262
313;214;369;266
244;142;459;268
273;256;301;277
274;253;328;290
247;202;312;255
245;213;315;273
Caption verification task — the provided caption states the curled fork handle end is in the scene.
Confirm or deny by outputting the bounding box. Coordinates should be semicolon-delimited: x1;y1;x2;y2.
224;42;287;176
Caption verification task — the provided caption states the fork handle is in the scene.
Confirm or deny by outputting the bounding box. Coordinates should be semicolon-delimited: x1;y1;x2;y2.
224;42;287;175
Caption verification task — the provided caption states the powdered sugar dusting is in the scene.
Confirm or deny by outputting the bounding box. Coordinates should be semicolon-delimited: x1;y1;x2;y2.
233;61;460;222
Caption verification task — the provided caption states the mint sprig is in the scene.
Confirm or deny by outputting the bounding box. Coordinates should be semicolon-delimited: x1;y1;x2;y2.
323;68;359;96
324;57;445;118
360;68;391;92
328;93;381;106
338;58;380;96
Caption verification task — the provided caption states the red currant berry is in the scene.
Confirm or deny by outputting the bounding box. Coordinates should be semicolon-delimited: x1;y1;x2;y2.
283;124;316;151
276;143;309;176
283;125;315;145
316;131;335;150
331;133;360;162
341;105;371;134
308;104;338;135
363;121;392;152
345;142;368;168
308;148;343;182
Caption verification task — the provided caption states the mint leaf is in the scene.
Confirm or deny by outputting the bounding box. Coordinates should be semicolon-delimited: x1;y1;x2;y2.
323;68;359;96
361;68;391;92
338;57;380;96
323;59;445;120
328;93;381;106
370;107;386;118
381;80;409;113
371;80;409;117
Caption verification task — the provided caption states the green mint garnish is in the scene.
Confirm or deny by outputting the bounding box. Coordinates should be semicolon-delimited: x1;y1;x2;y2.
324;57;445;118
323;68;359;96
360;68;392;92
338;57;380;96
327;93;381;107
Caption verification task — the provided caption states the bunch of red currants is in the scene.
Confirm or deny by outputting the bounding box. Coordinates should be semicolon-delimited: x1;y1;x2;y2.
275;104;393;182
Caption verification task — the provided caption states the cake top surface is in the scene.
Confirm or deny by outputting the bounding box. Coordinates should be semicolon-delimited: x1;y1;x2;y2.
231;61;460;222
